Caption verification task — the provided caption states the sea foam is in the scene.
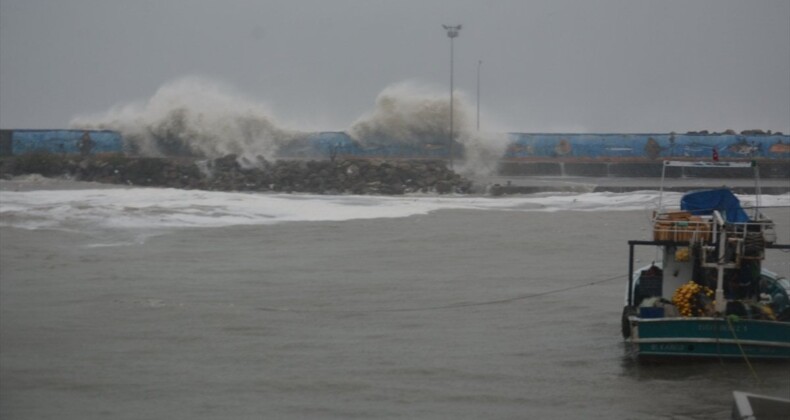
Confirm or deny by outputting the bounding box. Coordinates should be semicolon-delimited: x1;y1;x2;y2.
2;187;787;234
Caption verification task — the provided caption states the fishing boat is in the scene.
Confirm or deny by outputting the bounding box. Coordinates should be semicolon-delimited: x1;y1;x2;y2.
622;160;790;360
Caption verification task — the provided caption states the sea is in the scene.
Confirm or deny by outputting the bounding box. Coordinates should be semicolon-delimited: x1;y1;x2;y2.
1;176;789;419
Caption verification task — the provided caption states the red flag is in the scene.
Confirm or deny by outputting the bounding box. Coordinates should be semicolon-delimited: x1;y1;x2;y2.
712;147;719;161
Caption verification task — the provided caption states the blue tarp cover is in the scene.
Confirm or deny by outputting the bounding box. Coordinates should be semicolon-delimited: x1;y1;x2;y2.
680;188;750;223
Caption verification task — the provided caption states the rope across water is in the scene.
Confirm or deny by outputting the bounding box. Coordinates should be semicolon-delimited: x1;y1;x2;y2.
256;273;627;314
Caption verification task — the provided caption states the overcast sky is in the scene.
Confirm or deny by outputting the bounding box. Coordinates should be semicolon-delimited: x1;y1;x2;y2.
1;0;788;133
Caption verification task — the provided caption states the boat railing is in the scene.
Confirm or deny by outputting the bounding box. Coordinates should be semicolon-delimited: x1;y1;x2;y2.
651;211;713;243
651;209;776;248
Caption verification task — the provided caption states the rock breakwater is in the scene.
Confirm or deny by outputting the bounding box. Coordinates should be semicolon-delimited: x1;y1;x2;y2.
0;153;473;195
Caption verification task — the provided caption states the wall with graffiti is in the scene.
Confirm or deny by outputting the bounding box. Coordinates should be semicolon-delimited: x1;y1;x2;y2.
0;130;124;156
2;129;788;161
504;133;790;160
291;132;450;159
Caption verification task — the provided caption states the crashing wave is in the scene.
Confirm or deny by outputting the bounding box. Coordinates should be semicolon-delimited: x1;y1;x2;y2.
71;77;507;175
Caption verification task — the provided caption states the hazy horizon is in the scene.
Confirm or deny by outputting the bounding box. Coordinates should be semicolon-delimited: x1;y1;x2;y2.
1;0;788;134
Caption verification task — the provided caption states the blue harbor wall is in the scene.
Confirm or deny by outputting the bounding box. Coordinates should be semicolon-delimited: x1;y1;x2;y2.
2;129;788;178
3;129;787;161
503;133;790;160
497;133;790;178
287;132;790;178
0;129;123;156
293;132;449;159
283;131;790;161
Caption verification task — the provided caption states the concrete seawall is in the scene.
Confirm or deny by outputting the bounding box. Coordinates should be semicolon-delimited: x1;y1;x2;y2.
477;175;790;196
498;160;790;179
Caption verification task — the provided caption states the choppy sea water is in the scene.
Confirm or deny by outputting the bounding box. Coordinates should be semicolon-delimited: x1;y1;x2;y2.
1;179;789;419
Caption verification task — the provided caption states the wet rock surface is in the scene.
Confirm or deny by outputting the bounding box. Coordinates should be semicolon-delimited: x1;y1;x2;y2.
0;154;473;195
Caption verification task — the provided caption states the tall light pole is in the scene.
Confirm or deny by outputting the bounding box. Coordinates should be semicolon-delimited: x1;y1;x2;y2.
477;59;482;131
443;24;461;169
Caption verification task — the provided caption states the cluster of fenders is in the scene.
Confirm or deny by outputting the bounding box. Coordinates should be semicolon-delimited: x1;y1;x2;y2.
2;129;789;160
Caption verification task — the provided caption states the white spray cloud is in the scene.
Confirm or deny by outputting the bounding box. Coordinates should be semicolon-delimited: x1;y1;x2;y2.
348;81;508;175
349;82;456;148
71;77;508;175
70;76;304;163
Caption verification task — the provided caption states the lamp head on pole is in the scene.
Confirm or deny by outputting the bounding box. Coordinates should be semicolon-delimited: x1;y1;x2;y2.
442;24;461;38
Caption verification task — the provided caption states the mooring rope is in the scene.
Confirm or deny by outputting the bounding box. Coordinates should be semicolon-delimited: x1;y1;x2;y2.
257;273;626;314
726;315;761;383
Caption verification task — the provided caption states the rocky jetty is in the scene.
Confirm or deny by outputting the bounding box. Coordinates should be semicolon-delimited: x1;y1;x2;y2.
0;153;473;195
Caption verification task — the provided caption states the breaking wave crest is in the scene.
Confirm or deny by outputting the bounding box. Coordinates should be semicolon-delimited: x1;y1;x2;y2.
70;77;306;164
348;82;508;175
71;77;507;175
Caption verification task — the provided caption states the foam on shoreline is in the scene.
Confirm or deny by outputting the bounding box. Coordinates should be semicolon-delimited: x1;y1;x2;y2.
2;182;787;233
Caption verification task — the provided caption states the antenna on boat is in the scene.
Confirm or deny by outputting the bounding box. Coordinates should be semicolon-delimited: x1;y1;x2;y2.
752;160;761;220
657;160;669;213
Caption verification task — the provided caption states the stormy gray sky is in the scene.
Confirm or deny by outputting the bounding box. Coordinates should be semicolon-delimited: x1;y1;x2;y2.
1;0;788;133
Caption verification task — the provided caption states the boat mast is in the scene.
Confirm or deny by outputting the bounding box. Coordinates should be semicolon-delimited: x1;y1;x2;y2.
753;162;761;219
657;161;668;212
713;212;727;313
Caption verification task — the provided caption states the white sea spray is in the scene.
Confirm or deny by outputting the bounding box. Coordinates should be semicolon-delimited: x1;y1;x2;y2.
71;77;507;175
70;76;305;165
348;81;508;176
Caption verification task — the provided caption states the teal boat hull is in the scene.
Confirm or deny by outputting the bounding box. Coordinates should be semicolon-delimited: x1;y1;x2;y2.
628;317;790;360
